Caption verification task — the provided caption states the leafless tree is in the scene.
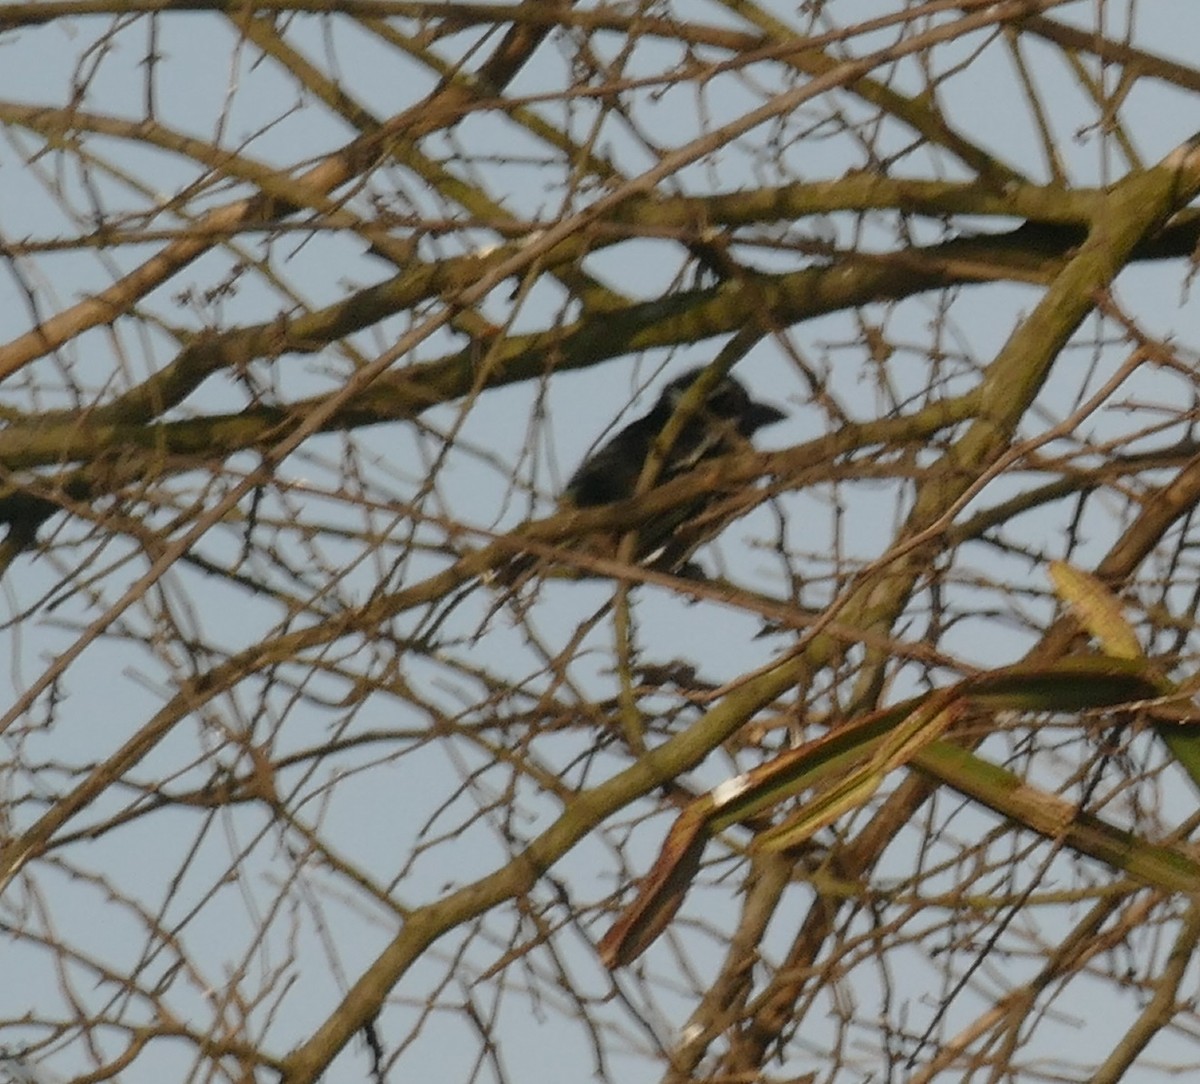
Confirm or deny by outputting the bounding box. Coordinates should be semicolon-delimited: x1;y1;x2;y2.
2;2;1200;1082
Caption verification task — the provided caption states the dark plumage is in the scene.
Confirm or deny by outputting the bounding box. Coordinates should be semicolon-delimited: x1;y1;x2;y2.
562;367;786;571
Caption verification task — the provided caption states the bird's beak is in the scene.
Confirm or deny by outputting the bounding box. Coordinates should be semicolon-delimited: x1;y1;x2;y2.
745;401;787;431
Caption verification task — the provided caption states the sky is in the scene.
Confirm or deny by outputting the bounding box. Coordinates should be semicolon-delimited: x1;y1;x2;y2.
3;2;1200;1082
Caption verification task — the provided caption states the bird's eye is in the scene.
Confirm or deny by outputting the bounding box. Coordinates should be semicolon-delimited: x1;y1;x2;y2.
707;384;743;416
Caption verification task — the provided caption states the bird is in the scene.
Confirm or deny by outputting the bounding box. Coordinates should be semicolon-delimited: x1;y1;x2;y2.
560;366;786;574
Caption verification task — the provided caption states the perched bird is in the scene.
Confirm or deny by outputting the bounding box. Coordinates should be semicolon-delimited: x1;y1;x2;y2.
561;366;786;574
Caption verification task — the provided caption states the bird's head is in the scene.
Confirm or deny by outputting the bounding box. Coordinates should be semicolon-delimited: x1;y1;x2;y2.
659;367;787;437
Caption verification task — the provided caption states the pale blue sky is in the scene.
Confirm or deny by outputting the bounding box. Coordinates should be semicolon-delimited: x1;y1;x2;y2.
3;2;1200;1082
